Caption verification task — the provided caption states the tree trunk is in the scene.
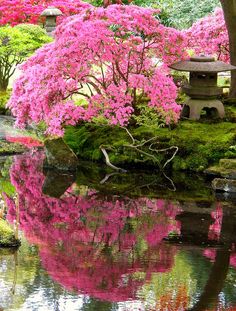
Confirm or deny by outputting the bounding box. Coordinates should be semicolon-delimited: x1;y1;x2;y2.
0;79;9;92
220;1;236;98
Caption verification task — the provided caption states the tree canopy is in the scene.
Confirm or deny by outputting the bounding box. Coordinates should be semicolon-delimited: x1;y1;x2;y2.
0;24;51;91
8;5;187;135
0;0;91;26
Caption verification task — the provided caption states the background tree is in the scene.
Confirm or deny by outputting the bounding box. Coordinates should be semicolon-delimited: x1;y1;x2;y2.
0;24;52;91
220;0;236;98
100;0;219;28
186;8;229;62
0;0;91;26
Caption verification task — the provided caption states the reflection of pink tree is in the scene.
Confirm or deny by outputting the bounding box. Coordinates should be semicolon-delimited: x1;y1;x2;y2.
5;152;181;301
208;203;223;241
204;204;236;269
190;204;236;311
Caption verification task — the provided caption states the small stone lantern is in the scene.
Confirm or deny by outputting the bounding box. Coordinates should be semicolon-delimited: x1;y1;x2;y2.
41;7;62;37
169;56;236;120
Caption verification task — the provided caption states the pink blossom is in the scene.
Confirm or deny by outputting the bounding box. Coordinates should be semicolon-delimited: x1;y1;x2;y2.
185;8;229;62
8;5;187;136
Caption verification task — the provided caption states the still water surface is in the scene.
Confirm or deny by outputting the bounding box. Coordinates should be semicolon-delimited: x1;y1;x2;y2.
0;151;235;311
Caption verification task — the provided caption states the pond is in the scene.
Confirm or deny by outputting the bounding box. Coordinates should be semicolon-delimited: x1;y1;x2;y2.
0;150;235;311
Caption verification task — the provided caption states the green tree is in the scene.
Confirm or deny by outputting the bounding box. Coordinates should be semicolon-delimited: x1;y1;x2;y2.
162;0;220;29
0;24;52;91
129;0;220;29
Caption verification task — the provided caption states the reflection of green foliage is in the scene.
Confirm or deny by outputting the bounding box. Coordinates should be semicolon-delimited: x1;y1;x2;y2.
223;267;236;303
0;157;15;196
0;181;15;196
81;298;114;311
0;237;40;309
75;161;215;201
0;219;19;246
138;251;197;310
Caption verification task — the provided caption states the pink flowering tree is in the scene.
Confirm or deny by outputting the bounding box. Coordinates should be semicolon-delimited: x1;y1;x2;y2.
8;5;187;136
186;8;229;62
0;0;91;26
186;5;236;97
186;2;236;97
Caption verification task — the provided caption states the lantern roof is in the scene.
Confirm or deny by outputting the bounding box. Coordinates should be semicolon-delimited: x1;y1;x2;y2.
169;56;236;73
41;6;63;17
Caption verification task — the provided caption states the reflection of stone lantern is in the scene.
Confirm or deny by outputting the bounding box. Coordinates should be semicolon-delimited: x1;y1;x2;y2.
41;7;62;37
170;56;236;120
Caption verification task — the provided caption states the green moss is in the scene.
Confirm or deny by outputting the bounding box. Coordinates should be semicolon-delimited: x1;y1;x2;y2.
64;120;236;172
0;219;20;247
225;105;236;122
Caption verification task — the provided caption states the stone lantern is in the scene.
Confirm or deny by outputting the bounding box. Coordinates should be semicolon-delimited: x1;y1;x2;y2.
169;56;236;120
41;7;62;37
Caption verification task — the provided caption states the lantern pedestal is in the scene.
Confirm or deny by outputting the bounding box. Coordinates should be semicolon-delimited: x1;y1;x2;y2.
181;98;225;120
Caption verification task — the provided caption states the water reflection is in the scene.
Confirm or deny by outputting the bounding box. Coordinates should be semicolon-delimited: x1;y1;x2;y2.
0;151;235;310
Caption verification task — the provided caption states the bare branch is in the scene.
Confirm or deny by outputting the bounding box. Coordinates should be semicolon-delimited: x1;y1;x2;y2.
121;127;136;144
100;147;127;172
163;146;178;169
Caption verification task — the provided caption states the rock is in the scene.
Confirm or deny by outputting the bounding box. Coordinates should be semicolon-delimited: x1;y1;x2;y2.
205;159;236;180
219;158;236;170
42;169;76;198
212;178;236;193
0;219;20;247
215;191;236;201
44;138;78;170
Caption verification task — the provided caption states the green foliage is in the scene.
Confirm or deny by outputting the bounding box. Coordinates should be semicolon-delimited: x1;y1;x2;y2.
133;104;166;128
0;24;52;91
14;23;52;51
166;0;220;29
129;0;220;29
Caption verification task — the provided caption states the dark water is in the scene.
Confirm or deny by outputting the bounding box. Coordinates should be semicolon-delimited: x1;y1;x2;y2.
0;151;236;311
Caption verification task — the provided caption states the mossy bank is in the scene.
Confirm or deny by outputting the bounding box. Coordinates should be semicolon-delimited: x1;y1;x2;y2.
64;120;236;172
